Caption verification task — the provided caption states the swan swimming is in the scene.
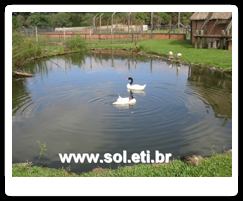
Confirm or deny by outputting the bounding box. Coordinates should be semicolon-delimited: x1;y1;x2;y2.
127;77;146;91
112;91;136;105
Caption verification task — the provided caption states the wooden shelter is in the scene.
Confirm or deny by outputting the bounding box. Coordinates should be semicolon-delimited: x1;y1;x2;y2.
190;12;232;49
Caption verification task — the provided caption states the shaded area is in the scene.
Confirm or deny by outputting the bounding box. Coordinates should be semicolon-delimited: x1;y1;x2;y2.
12;78;32;116
187;66;231;118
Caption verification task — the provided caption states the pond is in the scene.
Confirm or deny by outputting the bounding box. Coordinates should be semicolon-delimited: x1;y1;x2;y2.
12;52;232;172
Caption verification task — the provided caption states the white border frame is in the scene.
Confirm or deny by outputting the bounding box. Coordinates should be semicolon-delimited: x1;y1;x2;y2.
5;5;238;196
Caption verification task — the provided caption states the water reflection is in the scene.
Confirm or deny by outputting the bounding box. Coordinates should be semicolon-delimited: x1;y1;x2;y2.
187;66;232;118
167;60;181;77
113;104;135;110
127;89;146;95
14;54;231;121
12;78;32;116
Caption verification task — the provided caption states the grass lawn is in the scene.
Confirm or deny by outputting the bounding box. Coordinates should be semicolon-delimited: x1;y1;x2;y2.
15;36;232;70
86;39;232;69
138;40;232;69
41;45;65;56
12;152;231;177
86;39;135;49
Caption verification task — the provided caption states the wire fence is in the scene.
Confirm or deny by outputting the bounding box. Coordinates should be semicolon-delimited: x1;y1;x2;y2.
20;24;190;47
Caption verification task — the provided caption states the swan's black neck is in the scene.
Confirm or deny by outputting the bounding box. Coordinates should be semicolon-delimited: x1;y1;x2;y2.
128;77;133;85
129;91;134;99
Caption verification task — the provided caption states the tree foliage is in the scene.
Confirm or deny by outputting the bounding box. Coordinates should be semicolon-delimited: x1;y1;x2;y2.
12;12;193;30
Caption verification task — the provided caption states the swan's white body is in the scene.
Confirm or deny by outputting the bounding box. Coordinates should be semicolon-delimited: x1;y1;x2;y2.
127;83;146;91
112;96;136;105
127;89;145;95
177;53;182;57
168;51;173;56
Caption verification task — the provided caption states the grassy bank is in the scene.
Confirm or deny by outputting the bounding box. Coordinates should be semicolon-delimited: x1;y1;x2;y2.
12;152;231;177
13;32;232;70
138;40;232;69
87;39;232;69
13;33;86;69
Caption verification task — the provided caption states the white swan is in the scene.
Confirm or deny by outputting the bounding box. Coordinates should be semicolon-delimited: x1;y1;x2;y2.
177;53;182;58
127;77;146;91
168;51;174;60
127;89;145;95
112;91;136;105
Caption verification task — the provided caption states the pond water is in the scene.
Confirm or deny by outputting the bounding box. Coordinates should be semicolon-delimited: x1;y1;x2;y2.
12;53;232;172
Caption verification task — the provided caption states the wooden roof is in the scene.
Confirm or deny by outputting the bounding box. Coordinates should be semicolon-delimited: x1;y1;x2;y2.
190;12;209;20
190;12;232;20
210;12;232;20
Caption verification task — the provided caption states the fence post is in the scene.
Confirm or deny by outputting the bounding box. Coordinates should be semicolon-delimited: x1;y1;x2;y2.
35;26;38;42
132;29;134;43
128;12;131;34
111;12;116;44
150;12;153;39
178;12;181;29
63;27;66;41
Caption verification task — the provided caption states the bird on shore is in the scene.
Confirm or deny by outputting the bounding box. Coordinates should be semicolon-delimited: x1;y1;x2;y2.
176;53;182;58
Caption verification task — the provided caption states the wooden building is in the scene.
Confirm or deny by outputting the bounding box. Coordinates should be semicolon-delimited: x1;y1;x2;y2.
190;12;232;49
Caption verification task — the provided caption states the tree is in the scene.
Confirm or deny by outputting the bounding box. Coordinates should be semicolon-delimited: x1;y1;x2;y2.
134;12;150;24
50;12;72;27
181;12;193;25
12;12;193;28
12;14;27;30
12;16;19;30
80;13;94;26
26;13;50;27
69;13;82;26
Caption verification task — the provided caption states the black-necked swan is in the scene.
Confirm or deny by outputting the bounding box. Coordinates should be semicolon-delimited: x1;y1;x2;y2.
112;91;136;105
127;77;146;91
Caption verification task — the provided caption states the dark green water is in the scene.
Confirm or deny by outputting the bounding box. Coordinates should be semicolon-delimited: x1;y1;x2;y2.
12;53;232;172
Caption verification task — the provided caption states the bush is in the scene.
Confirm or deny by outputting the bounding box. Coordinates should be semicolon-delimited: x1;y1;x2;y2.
64;36;86;52
13;32;42;68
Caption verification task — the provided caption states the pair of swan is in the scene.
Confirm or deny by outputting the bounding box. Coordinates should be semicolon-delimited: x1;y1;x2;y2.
112;77;146;105
168;51;182;59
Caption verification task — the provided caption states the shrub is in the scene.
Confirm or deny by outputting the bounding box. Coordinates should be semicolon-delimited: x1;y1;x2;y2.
64;36;86;52
13;32;42;68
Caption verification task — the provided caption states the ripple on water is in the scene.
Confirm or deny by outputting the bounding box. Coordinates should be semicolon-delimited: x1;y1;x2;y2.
12;56;232;172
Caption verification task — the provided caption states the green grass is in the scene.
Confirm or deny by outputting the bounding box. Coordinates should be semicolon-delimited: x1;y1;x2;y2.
86;39;135;49
15;34;232;69
138;40;232;69
12;163;77;177
13;33;87;68
86;39;232;69
41;45;65;55
12;152;231;177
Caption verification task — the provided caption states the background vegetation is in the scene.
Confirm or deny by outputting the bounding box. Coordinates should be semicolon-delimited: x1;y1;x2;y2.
13;12;192;30
13;32;42;68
